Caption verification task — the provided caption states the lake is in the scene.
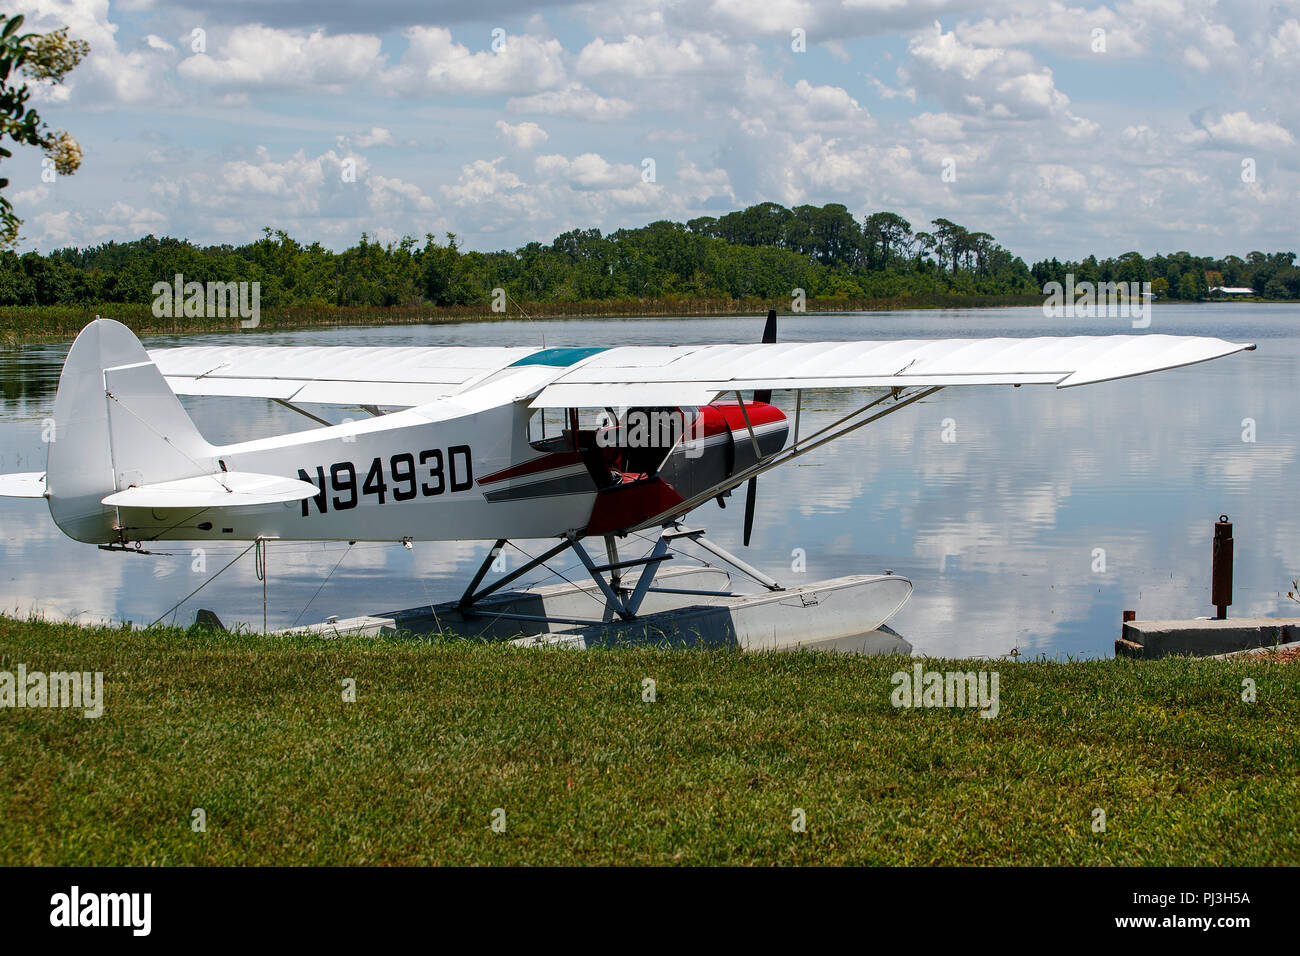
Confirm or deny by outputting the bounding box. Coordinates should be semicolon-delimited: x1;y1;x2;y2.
1;303;1295;658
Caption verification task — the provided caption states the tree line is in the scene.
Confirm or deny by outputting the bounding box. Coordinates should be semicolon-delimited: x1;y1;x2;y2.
0;202;1295;310
1031;249;1300;300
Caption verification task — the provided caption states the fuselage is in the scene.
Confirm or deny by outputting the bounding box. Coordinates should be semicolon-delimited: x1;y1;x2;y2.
104;379;788;546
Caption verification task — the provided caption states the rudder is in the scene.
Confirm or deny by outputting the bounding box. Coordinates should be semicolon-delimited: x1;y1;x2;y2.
46;319;215;543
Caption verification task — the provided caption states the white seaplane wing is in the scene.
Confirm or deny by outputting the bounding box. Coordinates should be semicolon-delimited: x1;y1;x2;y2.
149;344;543;408
529;334;1255;407
149;335;1254;411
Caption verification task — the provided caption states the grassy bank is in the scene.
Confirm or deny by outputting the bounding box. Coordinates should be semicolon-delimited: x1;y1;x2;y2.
1;616;1296;866
0;294;1046;344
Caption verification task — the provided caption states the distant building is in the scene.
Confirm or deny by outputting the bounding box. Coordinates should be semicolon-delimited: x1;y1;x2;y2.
1209;286;1256;296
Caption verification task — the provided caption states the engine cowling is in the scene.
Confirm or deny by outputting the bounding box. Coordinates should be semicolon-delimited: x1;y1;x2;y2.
583;400;788;535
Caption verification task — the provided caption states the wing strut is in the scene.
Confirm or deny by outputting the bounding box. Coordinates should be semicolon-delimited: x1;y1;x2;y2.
647;385;945;531
457;534;674;623
271;398;332;427
455;524;788;625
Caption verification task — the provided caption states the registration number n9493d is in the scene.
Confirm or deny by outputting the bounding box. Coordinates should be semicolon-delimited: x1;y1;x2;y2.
297;446;473;516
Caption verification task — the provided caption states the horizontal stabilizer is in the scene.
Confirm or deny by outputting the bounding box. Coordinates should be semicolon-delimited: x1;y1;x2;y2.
102;472;320;509
0;472;47;498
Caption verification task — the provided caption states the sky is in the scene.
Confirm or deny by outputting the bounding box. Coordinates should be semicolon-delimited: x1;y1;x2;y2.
6;0;1300;262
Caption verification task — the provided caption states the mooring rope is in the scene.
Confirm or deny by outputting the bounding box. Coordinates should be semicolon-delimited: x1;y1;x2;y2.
147;541;258;629
291;542;353;629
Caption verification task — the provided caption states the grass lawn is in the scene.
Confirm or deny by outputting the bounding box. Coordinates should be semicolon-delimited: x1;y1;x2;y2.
1;616;1297;865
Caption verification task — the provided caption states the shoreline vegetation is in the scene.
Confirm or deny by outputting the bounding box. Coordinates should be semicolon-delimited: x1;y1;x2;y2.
0;291;1282;345
0;293;1051;343
1;615;1296;865
3;201;1295;345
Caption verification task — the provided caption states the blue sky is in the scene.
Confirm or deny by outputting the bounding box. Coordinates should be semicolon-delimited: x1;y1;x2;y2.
8;0;1300;262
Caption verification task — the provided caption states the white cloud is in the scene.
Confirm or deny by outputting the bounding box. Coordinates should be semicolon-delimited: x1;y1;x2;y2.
178;25;383;89
442;158;527;205
369;174;438;215
354;127;395;148
496;120;549;150
823;39;852;62
1034;163;1089;194
675;157;735;205
865;74;918;102
11;0;171;105
22;200;166;246
792;79;868;122
383;26;566;95
11;184;50;206
685;0;968;38
437;146;736;239
1179;20;1237;72
957;2;1146;58
140;146;444;246
507;84;635;120
910;111;964;140
535;152;639;190
575;32;739;78
1267;19;1300;60
10;0;1300;263
1187;111;1296;150
1181;45;1210;71
904;22;1071;121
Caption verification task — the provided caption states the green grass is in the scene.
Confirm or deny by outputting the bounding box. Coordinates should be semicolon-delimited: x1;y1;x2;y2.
1;615;1297;865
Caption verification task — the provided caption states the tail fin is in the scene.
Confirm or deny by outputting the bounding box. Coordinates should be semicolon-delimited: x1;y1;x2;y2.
46;319;215;543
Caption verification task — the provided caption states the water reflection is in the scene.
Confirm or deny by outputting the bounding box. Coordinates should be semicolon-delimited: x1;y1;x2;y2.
1;304;1296;658
0;343;63;411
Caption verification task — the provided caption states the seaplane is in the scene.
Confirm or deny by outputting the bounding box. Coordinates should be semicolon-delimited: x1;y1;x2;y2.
0;314;1255;650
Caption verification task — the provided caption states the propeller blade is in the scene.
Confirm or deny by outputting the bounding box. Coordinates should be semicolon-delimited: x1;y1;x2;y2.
743;476;758;546
755;309;776;405
744;309;776;545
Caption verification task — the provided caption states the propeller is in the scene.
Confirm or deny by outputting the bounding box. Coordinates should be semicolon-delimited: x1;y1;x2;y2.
742;309;777;546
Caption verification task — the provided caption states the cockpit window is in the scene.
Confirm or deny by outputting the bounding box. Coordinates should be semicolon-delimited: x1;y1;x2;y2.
527;407;610;453
526;406;702;483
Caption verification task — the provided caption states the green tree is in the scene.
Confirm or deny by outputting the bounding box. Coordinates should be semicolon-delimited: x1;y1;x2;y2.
714;202;793;248
1115;251;1148;285
861;212;912;269
930;218;972;274
0;14;89;247
421;233;461;305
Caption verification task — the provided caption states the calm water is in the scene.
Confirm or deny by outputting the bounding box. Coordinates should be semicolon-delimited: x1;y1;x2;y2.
1;305;1295;658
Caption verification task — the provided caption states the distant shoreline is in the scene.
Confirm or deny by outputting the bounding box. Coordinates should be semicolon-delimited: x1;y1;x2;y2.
2;293;1042;344
0;293;1281;345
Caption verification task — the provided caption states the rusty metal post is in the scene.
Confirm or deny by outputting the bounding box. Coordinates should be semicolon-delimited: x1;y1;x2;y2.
1212;515;1233;620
